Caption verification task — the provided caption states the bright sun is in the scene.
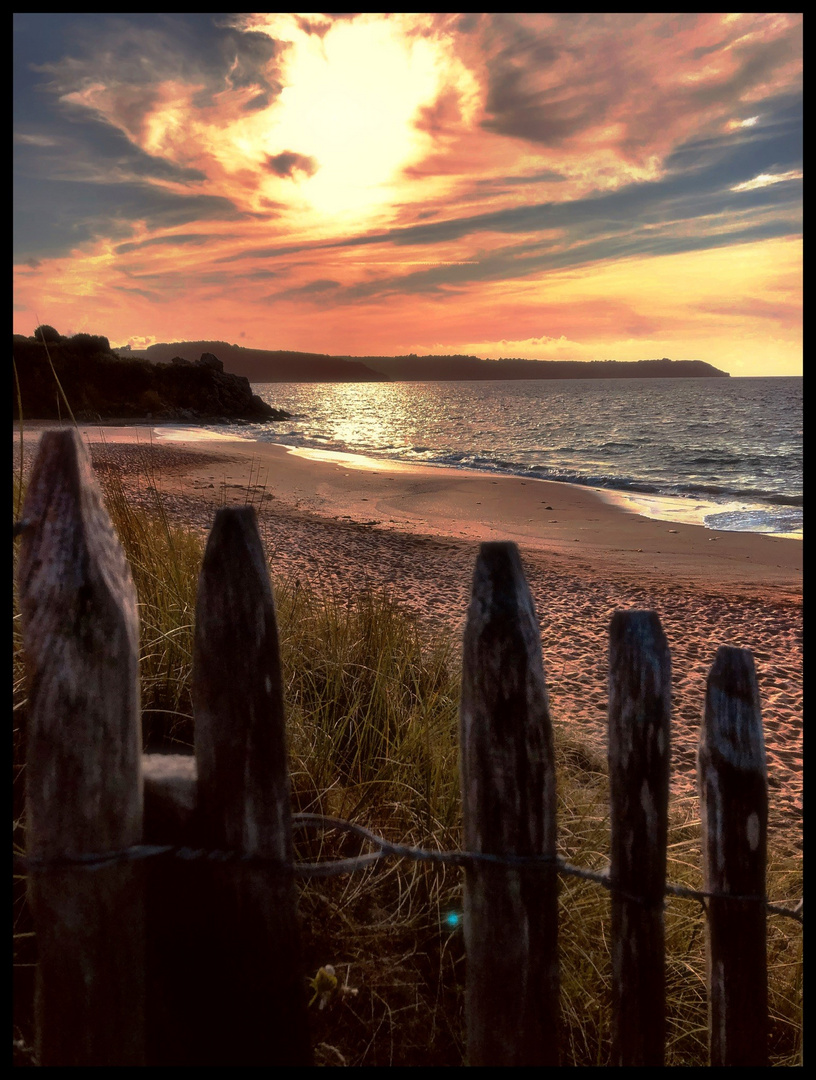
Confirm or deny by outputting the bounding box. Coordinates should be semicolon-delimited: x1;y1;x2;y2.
248;14;478;223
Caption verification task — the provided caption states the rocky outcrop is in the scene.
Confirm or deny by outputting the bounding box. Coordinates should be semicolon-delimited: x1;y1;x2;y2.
13;330;291;422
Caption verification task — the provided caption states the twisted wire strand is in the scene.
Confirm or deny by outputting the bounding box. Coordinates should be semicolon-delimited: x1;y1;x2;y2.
13;811;803;924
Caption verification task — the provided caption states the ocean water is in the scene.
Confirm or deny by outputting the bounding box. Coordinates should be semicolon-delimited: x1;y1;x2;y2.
210;377;802;538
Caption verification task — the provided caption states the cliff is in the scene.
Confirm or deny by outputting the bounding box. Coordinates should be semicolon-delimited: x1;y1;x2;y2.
13;328;290;422
126;342;730;382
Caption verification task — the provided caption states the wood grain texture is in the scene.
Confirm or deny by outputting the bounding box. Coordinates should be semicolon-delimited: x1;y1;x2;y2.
608;609;671;1066
460;541;560;1066
191;506;311;1065
18;428;144;1065
699;645;768;1066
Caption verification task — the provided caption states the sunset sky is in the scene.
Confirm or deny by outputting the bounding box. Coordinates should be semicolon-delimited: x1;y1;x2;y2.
13;13;802;376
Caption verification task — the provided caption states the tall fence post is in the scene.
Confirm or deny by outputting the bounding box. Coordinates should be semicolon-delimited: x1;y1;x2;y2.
17;429;144;1066
608;610;671;1065
460;541;560;1066
192;506;312;1065
699;645;768;1066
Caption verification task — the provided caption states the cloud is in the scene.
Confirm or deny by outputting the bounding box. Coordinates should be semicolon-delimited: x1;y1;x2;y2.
266;151;319;179
477;12;802;174
267;278;341;302
731;170;803;193
114;232;218;255
113;284;166;302
13;174;246;262
34;14;285;114
13;12;287;259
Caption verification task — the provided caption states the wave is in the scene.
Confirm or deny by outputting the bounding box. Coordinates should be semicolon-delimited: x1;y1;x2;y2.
414;453;801;509
228;425;801;509
704;508;802;534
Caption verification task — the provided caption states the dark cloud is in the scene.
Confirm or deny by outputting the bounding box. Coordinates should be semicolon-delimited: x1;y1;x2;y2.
14;118;207;188
310;215;799;309
24;14;285;111
414;88;467;137
480;15;596;146
266;151;319;179
216;240;323;263
115;233;217;255
113;284;167;302
245;268;282;280
266;279;341;302
663;95;802;181
455;13;486;35
13;13;282;259
686;25;802;112
294;15;334;39
503;171;566;186
478;12;802;158
13;173;246;262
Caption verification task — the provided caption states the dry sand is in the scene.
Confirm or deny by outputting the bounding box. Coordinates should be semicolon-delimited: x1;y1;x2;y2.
14;422;803;852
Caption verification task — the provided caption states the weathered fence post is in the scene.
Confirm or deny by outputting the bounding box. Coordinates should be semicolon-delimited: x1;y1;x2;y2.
699;645;768;1066
460;541;560;1066
17;428;144;1065
608;610;671;1066
141;751;203;1065
192;506;311;1065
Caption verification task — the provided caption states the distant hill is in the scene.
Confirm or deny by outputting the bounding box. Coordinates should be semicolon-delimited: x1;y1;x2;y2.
124;342;730;381
132;341;387;382
362;355;730;380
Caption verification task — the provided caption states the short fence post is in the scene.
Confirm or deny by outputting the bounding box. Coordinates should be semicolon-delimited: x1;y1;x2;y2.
608;610;671;1066
18;429;144;1065
460;541;560;1066
192;506;312;1065
699;645;768;1066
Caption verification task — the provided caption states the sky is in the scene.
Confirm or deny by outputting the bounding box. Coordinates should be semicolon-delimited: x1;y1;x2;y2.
13;12;802;376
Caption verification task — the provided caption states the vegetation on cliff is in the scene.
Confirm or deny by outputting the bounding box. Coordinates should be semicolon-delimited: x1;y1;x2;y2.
13;327;290;422
130;340;730;383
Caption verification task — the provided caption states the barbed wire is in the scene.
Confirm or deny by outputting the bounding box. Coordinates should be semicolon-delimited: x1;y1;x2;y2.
13;811;803;924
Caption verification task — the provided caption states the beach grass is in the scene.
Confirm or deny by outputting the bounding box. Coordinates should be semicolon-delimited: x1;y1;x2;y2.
12;456;802;1067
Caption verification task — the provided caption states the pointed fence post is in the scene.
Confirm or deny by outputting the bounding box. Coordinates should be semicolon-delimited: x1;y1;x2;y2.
460;541;560;1066
699;646;768;1066
608;610;671;1066
192;506;311;1066
17;429;144;1066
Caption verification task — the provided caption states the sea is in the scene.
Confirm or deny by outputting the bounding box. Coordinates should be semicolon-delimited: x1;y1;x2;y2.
201;377;802;539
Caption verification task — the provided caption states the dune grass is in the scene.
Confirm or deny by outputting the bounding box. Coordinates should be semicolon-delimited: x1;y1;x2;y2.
12;453;802;1067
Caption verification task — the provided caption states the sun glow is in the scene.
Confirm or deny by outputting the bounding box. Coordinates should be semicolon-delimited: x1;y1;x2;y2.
247;14;480;222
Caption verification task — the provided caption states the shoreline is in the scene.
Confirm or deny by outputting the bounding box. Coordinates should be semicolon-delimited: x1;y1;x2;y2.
13;422;802;849
14;420;801;598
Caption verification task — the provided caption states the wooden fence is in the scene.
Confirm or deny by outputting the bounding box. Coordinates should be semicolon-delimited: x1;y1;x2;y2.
17;428;775;1066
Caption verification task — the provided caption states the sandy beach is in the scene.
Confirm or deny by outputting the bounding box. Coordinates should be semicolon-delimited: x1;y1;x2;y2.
14;422;803;851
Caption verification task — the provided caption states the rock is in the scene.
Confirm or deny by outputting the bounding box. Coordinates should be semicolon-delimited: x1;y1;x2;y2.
197;352;224;373
13;330;292;423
